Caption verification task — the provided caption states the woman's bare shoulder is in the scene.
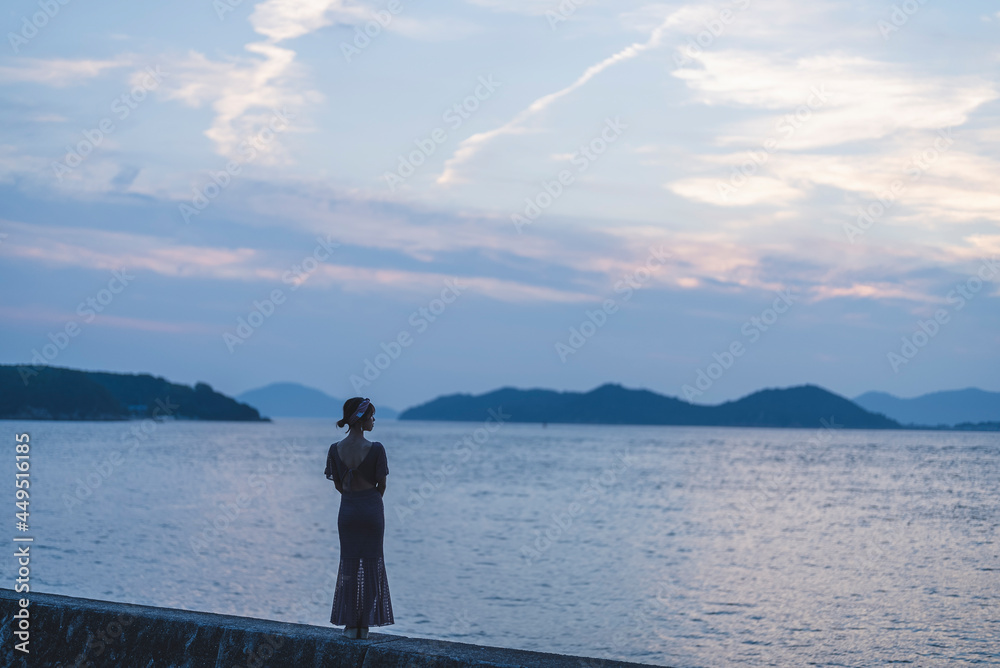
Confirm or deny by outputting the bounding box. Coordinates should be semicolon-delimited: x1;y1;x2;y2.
337;438;374;456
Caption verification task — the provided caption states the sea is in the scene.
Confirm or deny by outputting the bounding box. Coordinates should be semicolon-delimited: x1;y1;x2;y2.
1;418;997;667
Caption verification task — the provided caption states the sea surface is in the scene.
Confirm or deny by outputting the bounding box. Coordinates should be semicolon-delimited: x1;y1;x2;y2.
1;418;997;667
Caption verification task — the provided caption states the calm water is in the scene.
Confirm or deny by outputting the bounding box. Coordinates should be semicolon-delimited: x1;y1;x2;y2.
2;418;997;667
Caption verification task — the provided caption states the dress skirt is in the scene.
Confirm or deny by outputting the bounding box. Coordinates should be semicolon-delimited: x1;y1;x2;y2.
331;487;394;627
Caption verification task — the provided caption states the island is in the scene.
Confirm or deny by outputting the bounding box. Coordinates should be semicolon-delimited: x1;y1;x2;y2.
400;383;903;429
0;364;267;421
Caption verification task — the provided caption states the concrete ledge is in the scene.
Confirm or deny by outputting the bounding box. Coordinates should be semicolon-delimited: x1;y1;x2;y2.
0;589;661;667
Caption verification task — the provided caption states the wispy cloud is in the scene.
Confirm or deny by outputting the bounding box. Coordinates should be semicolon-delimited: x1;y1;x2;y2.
0;218;595;304
0;305;216;334
152;0;352;160
0;220;261;279
155;0;473;160
464;0;571;16
0;56;133;87
156;44;313;162
434;9;688;186
310;264;598;302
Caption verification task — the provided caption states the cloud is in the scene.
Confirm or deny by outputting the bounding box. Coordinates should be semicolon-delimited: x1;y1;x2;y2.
0;57;133;87
666;136;1000;224
0;305;216;334
663;47;999;230
434;9;688;186
667;174;807;207
0;220;261;280
807;282;942;303
249;0;372;41
156;45;312;162
30;113;68;123
0;145;48;183
153;1;353;160
156;0;473;159
306;264;597;303
432;0;852;186
673;51;997;150
464;0;577;16
0;218;596;304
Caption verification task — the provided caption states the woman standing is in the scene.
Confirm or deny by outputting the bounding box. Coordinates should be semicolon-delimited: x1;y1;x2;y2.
325;397;394;639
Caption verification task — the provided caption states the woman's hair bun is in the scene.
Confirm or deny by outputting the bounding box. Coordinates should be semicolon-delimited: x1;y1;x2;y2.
338;397;374;430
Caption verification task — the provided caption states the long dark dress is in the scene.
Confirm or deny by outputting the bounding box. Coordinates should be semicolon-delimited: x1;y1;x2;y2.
325;441;394;628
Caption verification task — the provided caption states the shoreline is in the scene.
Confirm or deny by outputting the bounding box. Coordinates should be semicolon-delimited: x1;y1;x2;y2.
0;416;996;432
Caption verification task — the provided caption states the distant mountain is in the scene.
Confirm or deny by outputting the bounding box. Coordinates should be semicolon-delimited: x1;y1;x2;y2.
237;382;398;419
853;388;1000;427
951;421;1000;432
0;365;266;421
400;383;902;429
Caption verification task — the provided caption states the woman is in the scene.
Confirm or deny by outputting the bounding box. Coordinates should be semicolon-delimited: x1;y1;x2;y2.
325;396;394;639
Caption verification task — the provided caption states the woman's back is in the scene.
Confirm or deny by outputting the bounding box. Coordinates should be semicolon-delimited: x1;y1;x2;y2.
328;440;385;491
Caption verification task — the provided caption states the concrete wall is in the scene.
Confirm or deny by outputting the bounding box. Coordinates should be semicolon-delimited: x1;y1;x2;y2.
0;589;660;667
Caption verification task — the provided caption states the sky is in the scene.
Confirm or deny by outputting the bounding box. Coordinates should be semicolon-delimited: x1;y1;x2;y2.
1;0;999;411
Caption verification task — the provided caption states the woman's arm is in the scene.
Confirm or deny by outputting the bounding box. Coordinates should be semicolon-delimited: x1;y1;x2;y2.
375;443;388;497
327;472;343;494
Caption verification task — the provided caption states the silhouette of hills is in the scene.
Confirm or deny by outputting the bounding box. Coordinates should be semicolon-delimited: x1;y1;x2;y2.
853;388;1000;427
6;364;993;431
0;365;266;421
237;382;399;419
400;383;902;429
